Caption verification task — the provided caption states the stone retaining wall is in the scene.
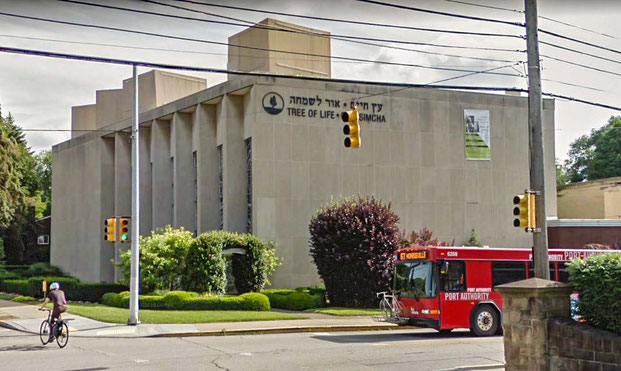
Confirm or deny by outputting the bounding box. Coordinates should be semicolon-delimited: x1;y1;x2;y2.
548;319;621;371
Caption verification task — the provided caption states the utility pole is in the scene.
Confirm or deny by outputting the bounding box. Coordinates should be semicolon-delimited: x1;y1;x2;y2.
524;0;549;279
128;65;141;325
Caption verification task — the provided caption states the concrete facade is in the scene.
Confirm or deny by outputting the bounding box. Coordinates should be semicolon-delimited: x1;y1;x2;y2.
51;19;557;287
52;74;558;286
558;177;621;219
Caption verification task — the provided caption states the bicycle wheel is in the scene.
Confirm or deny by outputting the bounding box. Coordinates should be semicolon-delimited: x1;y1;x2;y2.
379;299;391;320
393;300;406;318
39;320;50;345
56;322;69;348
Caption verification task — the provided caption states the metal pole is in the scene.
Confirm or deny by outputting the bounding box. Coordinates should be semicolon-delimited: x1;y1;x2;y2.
525;0;549;279
128;64;140;324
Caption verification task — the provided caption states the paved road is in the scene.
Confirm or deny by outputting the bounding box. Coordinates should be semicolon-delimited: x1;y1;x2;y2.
0;327;504;370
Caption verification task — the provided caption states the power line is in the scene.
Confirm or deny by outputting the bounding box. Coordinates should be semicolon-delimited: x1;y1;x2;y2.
540;40;621;66
443;0;618;40
170;0;524;40
4;33;517;68
539;15;617;40
363;0;621;59
356;0;525;27
0;11;523;78
1;45;619;112
59;0;524;65
442;0;522;14
540;54;621;78
539;29;621;56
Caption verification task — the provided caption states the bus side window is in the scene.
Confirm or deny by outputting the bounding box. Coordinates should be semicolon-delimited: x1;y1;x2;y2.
527;262;556;280
441;261;466;292
558;262;570;283
492;261;526;288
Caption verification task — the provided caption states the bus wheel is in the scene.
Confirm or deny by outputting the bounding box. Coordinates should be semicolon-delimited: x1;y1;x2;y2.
471;305;499;337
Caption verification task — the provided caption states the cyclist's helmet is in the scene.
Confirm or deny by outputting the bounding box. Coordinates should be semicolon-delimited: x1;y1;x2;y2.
49;282;60;290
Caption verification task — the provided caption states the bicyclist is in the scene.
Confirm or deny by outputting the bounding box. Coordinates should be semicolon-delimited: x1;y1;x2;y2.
39;282;67;341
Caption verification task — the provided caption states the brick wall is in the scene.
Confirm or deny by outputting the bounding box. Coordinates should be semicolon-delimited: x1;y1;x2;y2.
548;319;621;371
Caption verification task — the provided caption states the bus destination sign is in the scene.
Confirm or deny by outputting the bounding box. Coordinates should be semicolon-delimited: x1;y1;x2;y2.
398;250;428;261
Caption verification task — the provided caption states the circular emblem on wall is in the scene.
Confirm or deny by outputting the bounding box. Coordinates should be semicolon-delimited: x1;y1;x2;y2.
262;92;284;115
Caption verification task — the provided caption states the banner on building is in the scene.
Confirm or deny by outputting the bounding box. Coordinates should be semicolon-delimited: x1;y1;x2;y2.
464;109;491;160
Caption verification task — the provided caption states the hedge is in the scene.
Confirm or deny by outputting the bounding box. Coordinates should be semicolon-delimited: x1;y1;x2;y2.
568;253;621;334
102;291;271;311
0;276;126;302
262;288;325;310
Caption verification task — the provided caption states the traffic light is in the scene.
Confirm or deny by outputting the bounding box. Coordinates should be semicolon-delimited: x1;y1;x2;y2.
342;106;360;148
104;217;116;242
513;192;537;231
119;217;130;242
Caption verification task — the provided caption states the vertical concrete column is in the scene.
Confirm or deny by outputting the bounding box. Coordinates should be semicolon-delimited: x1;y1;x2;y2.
195;103;219;233
172;112;195;231
496;278;572;371
151;119;172;229
113;132;131;281
139;127;152;236
100;137;116;282
218;95;246;233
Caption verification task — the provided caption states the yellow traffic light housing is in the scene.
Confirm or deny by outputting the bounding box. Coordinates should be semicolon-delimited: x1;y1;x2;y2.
119;217;130;242
342;106;360;148
513;191;537;232
104;217;116;242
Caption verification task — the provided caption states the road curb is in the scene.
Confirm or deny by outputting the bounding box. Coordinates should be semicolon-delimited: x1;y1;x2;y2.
0;320;37;335
155;324;417;337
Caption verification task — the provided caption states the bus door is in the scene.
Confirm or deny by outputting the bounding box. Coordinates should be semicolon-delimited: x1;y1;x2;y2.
439;260;468;329
394;260;439;327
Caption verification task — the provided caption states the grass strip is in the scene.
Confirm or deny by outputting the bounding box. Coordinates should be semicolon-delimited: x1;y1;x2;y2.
65;302;308;324
305;307;381;316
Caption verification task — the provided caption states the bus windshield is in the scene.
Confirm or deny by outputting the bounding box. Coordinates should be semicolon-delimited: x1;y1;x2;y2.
394;261;437;298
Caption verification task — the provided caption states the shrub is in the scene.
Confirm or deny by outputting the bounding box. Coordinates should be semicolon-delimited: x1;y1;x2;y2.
100;291;270;311
161;291;199;310
465;229;482;247
0;276;125;302
568;253;621;334
22;262;66;277
400;227;454;248
12;295;34;302
239;293;271;311
183;231;228;294
262;289;325;310
232;234;282;294
118;226;193;293
309;196;401;307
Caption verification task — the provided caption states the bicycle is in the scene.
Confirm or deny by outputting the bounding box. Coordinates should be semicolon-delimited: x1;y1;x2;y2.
375;291;408;324
39;308;70;348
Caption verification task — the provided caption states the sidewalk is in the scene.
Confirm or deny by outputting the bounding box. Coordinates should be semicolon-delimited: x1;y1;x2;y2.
0;299;401;338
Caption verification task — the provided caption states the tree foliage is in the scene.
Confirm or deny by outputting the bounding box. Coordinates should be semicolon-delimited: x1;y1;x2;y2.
564;116;621;183
0;106;53;264
118;226;193;293
309;196;401;307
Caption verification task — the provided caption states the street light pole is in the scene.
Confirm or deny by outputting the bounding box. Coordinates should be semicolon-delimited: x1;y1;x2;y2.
524;0;549;279
128;64;141;325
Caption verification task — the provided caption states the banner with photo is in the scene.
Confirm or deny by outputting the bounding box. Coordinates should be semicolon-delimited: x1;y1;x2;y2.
464;109;491;160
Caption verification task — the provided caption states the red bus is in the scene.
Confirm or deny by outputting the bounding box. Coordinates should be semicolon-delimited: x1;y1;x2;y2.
391;246;617;336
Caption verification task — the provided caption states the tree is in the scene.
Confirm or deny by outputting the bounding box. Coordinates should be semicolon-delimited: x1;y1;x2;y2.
564;116;621;182
555;159;571;193
0;116;25;229
309;196;401;307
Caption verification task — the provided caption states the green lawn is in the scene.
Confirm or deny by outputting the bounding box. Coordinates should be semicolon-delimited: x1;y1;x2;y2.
305;307;381;316
0;293;17;301
65;303;308;324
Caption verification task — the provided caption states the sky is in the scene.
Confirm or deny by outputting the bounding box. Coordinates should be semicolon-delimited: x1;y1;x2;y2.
0;0;619;161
